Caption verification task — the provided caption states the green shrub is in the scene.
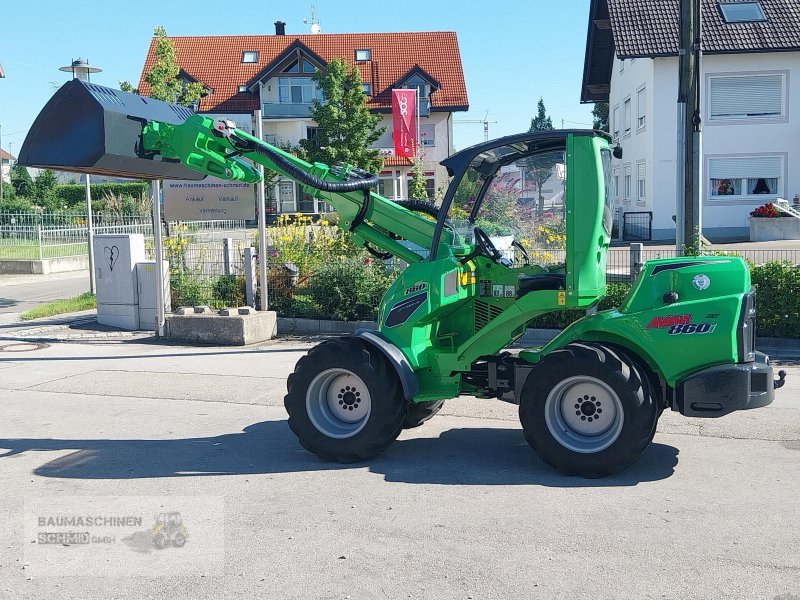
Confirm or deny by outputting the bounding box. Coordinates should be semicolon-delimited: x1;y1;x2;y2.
750;261;800;338
0;195;35;213
213;275;246;308
527;282;632;330
170;273;212;309
54;182;149;210
307;258;397;321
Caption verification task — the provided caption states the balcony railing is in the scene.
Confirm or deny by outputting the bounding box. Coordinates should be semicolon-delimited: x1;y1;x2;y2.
262;102;313;118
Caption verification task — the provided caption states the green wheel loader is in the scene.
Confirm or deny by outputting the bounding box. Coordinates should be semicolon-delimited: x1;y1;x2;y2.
20;81;786;477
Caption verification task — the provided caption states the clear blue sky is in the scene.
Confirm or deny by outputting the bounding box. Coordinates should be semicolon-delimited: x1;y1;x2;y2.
0;0;594;157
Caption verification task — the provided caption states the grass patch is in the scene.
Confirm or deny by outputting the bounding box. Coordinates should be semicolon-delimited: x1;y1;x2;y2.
0;239;88;260
20;292;96;321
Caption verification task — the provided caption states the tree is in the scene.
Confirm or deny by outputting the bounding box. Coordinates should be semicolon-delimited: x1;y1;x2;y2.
592;102;609;132
299;58;385;174
525;98;557;218
10;164;34;197
33;169;61;210
409;150;428;200
120;26;204;106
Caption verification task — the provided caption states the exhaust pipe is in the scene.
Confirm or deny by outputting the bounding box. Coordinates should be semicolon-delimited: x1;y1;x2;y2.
19;79;205;180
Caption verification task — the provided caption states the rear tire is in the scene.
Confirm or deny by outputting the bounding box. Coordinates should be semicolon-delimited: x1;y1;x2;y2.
403;400;444;429
519;343;658;477
285;338;407;462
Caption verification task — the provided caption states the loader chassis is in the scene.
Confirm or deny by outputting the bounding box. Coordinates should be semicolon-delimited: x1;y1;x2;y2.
19;81;784;477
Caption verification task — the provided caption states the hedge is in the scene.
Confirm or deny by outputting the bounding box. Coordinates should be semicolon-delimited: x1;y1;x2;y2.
55;182;149;207
528;262;800;338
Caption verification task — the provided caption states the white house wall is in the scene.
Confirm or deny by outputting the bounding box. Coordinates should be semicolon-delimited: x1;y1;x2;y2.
609;56;657;238
612;51;800;240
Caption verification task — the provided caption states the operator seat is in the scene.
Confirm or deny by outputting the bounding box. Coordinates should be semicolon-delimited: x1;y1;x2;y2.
517;272;566;296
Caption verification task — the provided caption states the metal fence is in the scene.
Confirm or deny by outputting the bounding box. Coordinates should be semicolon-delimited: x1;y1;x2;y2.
0;211;247;260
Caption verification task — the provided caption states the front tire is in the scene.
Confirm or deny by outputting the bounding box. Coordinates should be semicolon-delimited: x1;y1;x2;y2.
519;343;658;477
285;338;407;462
404;400;444;429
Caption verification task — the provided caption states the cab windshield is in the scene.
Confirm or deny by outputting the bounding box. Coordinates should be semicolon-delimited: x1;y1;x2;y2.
446;145;566;263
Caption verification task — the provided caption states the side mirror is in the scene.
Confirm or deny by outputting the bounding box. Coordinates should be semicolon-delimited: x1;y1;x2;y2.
613;145;623;160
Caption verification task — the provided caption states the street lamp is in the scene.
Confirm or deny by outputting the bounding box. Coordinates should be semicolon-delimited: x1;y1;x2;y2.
60;58;102;294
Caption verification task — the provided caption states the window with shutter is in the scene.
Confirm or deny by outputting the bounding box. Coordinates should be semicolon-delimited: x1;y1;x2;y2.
612;106;620;141
623;98;631;136
708;155;783;200
623;164;632;202
709;73;785;121
637;162;646;203
636;87;646;130
420;124;436;147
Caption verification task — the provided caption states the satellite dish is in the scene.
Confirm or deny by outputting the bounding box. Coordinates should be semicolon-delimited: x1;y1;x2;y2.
310;23;321;34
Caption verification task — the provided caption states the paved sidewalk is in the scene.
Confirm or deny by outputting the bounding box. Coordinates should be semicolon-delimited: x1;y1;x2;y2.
0;335;798;599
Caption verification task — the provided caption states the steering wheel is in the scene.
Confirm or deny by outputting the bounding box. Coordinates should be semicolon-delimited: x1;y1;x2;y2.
473;227;502;261
472;227;513;267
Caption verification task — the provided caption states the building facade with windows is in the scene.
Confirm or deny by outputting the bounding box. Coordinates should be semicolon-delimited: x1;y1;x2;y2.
0;149;15;184
582;0;800;240
137;27;469;217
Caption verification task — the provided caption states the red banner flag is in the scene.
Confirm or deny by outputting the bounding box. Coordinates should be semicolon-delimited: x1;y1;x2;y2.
391;89;417;158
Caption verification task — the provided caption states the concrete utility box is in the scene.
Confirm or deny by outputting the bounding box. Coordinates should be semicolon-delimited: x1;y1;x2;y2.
94;234;146;330
136;261;170;331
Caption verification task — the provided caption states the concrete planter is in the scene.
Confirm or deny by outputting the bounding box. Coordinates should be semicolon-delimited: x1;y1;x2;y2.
749;217;800;241
165;310;277;345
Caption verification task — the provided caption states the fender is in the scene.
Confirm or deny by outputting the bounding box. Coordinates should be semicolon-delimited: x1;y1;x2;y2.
352;329;420;400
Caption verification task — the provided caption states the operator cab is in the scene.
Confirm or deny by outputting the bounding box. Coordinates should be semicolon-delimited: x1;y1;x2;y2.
432;130;613;308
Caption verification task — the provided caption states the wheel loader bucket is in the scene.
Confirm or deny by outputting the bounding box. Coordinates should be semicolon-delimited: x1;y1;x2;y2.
18;79;205;180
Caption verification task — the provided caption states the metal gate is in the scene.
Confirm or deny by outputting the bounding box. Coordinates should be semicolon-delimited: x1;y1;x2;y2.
622;211;652;241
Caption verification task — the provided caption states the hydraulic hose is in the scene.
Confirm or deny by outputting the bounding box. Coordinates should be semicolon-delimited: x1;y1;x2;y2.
249;142;378;192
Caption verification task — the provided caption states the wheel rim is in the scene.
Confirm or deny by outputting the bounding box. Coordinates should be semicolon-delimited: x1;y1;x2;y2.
544;376;624;454
306;368;372;439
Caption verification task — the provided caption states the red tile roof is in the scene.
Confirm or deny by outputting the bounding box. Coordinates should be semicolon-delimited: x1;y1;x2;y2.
0;149;15;161
138;32;469;114
382;156;413;167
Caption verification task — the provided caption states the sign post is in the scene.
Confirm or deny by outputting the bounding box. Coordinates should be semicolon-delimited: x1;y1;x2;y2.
254;110;269;311
150;180;166;336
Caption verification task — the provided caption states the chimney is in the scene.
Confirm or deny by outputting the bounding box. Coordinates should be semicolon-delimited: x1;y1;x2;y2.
275;21;286;36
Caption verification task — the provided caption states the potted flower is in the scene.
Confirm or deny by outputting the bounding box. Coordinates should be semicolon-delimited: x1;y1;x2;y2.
749;202;800;241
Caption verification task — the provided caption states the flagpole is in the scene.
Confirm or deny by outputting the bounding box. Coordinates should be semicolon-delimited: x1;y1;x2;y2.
415;87;421;158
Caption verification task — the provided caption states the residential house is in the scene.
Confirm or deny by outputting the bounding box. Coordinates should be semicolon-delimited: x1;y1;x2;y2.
1;149;15;184
582;0;800;240
137;25;469;217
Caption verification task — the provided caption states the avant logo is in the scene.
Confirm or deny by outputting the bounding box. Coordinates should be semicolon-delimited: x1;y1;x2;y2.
646;315;691;329
646;314;716;335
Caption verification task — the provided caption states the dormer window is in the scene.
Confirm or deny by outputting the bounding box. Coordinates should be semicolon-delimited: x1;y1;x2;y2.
362;83;372;95
242;51;259;64
718;1;766;23
282;58;316;74
355;49;371;62
238;85;248;93
404;74;430;99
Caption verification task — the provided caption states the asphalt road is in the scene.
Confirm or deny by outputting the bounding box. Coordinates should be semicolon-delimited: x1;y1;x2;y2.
0;338;798;599
0;271;91;317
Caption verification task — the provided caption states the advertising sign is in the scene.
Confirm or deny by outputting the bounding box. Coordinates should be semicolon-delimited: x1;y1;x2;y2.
391;89;417;158
162;177;255;221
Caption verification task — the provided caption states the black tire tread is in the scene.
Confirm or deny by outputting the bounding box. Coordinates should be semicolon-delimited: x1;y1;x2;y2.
285;338;407;463
519;342;657;478
403;400;445;429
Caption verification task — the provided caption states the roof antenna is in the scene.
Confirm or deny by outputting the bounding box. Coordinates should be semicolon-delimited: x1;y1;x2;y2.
302;5;322;34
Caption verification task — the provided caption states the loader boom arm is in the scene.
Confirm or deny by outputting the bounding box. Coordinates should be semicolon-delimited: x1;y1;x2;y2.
141;114;453;264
